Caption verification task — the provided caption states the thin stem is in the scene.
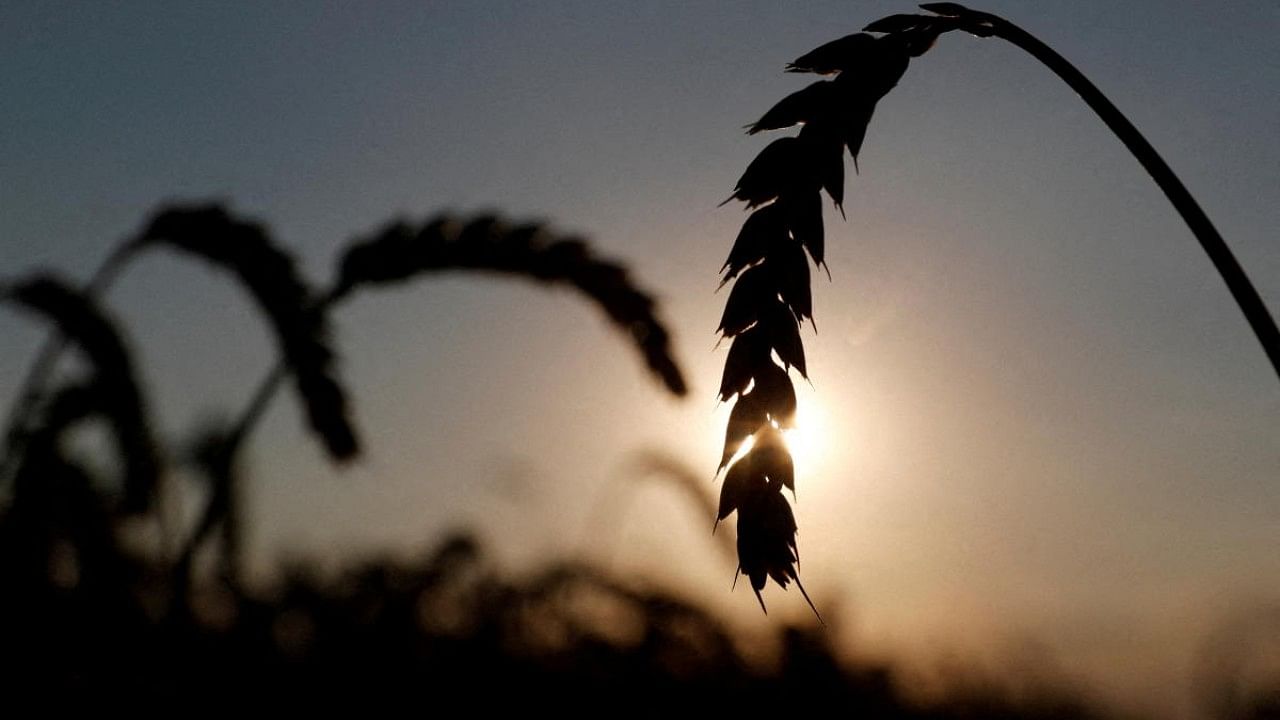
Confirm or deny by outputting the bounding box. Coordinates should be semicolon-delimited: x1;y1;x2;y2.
171;363;289;584
171;290;335;576
964;9;1280;382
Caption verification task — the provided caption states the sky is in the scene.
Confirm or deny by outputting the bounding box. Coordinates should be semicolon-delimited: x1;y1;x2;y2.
2;1;1278;716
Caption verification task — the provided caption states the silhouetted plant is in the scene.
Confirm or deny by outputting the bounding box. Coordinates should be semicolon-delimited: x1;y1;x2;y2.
176;418;243;587
170;210;690;586
133;205;359;461
333;214;686;396
713;1;1279;615
1;522;1141;717
1;201;687;596
2;274;160;514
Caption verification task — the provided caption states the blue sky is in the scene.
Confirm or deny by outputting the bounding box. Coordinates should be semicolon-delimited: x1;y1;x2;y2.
2;2;1277;715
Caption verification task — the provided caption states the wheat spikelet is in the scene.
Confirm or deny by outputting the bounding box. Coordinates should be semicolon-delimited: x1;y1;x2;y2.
334;214;687;396
131;204;359;461
2;274;160;513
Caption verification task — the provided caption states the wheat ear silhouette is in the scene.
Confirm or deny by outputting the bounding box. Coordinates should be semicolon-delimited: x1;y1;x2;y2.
715;3;1278;617
715;8;925;620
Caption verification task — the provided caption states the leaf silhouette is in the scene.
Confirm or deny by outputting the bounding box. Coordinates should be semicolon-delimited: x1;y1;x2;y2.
785;32;879;75
719;326;768;402
751;426;795;496
721;205;788;284
841;34;912;102
750;362;797;428
717;452;765;526
717;264;776;338
133;204;359;461
864;9;963;56
766;237;814;327
891;19;957;57
746;81;837;135
759;300;807;379
739;485;822;621
719;391;767;472
779;189;825;271
799;121;846;212
2;274;159;512
836;100;875;169
735;487;798;611
336;214;687;396
724;137;818;208
719;297;808;401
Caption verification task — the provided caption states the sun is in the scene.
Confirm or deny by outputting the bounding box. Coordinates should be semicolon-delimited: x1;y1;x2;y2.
714;390;831;478
780;395;827;474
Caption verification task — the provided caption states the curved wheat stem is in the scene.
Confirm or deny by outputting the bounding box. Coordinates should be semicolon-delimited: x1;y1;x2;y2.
878;3;1280;380
955;5;1279;382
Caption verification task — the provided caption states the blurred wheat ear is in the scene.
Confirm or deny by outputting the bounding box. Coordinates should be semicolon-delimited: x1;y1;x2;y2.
1;274;160;513
131;204;359;461
163;209;688;583
2;194;691;625
333;214;687;396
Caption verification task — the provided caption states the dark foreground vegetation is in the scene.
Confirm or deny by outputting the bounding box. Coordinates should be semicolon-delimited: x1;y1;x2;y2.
0;522;1109;717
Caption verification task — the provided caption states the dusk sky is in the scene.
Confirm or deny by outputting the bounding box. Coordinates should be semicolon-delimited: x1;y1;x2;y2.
2;2;1277;716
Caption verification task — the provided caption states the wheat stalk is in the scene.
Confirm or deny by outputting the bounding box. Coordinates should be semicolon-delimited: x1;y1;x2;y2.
170;211;688;578
715;37;905;621
1;274;160;514
715;2;1279;615
132;205;359;461
715;14;936;619
172;419;242;589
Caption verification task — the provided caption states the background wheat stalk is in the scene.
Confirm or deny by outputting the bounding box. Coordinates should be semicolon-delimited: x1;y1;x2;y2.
1;275;160;515
2;202;687;594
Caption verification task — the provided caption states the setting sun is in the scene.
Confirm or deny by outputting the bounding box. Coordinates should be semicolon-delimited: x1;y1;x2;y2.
780;394;828;481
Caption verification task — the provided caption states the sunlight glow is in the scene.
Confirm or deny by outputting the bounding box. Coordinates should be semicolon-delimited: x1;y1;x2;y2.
780;398;827;477
715;390;833;480
778;415;819;476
